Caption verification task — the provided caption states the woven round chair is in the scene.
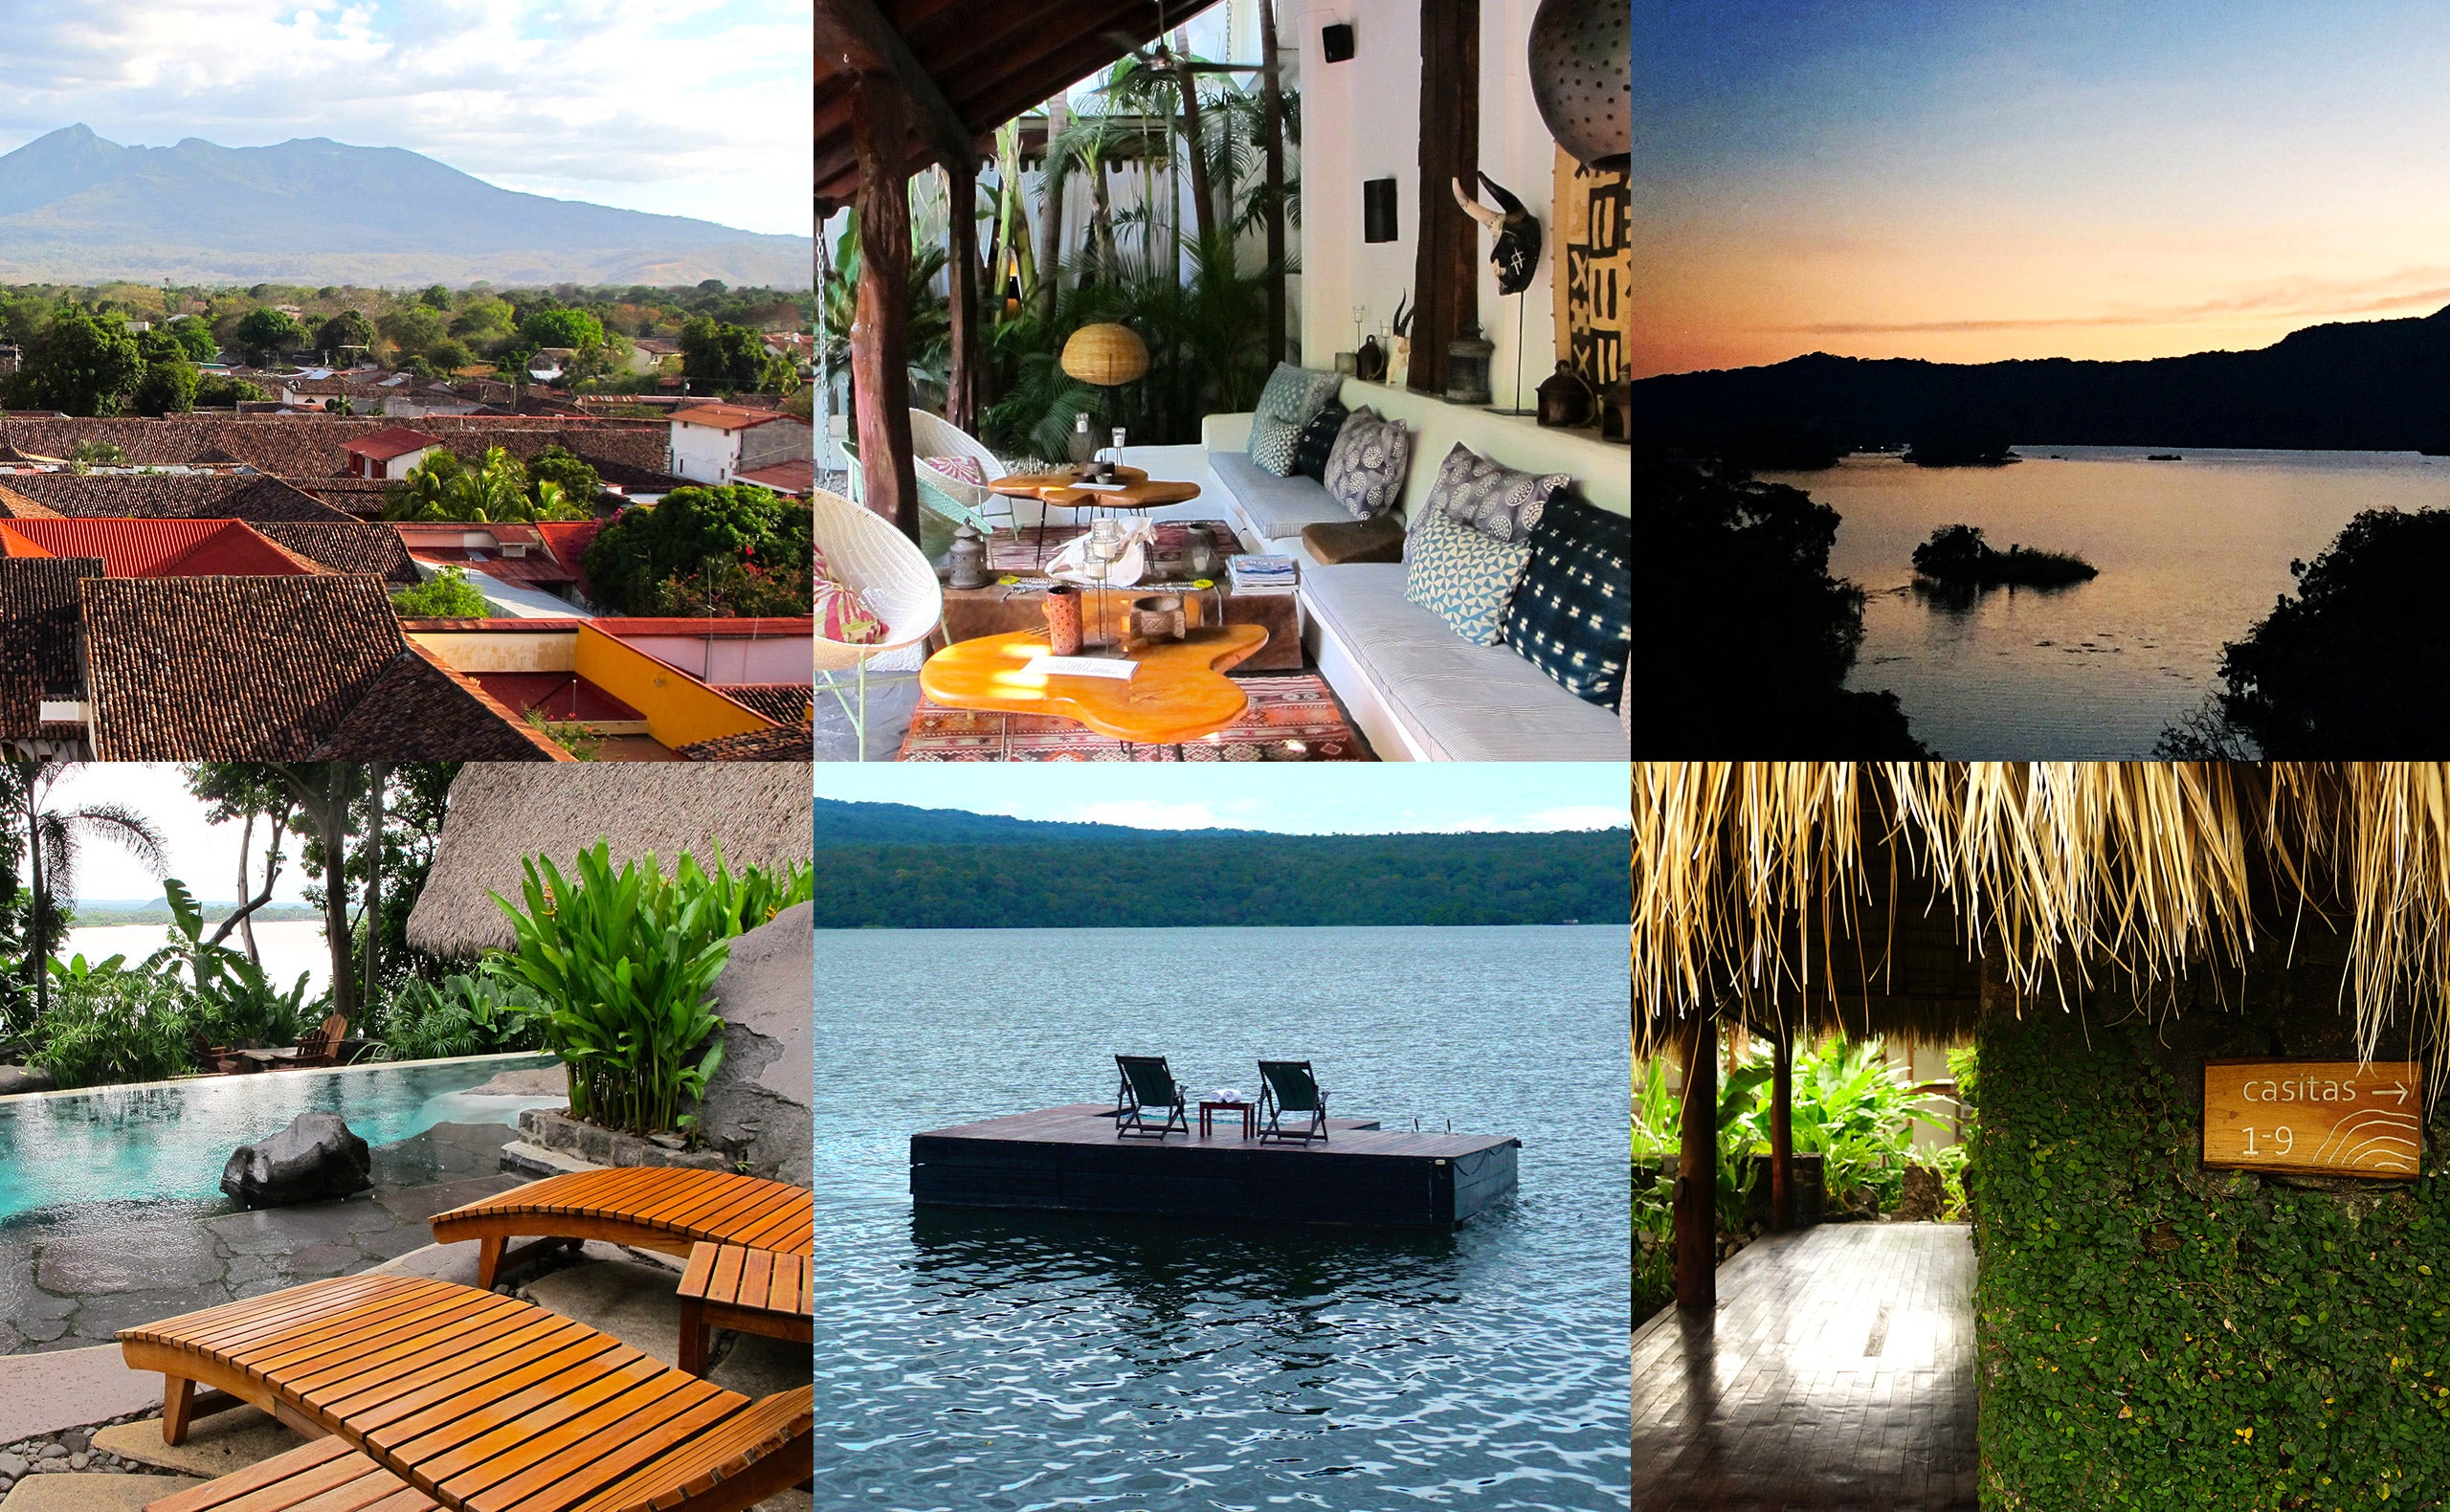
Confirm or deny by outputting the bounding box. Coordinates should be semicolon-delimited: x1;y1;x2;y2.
812;487;943;759
907;410;1019;541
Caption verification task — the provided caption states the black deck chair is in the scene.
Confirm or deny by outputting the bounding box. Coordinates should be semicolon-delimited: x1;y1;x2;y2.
1258;1060;1329;1143
1114;1055;1190;1139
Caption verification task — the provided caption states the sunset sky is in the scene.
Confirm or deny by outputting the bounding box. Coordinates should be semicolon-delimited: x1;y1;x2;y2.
1636;1;2450;376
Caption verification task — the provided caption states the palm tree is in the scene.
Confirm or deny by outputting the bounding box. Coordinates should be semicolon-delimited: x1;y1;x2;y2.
9;760;168;1020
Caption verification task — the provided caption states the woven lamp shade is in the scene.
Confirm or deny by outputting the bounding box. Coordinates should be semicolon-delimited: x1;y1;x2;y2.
1059;322;1150;386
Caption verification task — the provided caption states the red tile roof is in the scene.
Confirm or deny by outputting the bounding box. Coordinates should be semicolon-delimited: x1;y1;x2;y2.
670;404;793;433
679;724;814;762
737;460;815;496
256;523;419;583
712;684;813;724
0;519;325;577
343;427;446;461
79;575;556;760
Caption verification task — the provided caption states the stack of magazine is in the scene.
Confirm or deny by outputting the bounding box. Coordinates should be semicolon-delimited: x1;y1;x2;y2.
1227;554;1298;595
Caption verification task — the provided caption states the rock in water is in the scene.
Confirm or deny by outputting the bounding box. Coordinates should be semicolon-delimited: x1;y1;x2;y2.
221;1112;372;1208
1894;1163;1947;1223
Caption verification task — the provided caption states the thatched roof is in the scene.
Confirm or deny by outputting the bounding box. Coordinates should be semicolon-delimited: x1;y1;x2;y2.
1635;764;2450;1078
407;763;814;958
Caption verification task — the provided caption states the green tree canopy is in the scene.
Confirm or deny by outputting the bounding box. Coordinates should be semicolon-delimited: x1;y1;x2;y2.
526;445;601;506
580;484;813;614
193;373;268;408
449;297;517;342
234;307;306;364
391;566;491;618
679;317;769;391
314;309;376;357
29;310;144;417
376;306;448;365
521;308;605;351
380;447;589;523
132;357;198;416
166;317;220;363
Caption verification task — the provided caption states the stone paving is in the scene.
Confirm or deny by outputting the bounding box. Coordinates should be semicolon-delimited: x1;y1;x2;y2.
0;1122;523;1356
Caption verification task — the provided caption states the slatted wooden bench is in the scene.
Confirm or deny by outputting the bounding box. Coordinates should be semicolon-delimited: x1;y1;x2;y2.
675;1244;813;1377
119;1273;813;1512
428;1168;814;1290
146;1437;435;1512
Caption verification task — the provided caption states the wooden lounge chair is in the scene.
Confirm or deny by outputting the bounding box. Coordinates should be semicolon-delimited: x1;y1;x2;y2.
189;1031;243;1076
1114;1055;1189;1139
288;1013;350;1069
1257;1060;1330;1144
119;1272;811;1512
429;1167;814;1291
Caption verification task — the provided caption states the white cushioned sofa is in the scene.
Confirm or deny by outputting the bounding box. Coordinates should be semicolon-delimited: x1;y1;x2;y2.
1198;379;1628;761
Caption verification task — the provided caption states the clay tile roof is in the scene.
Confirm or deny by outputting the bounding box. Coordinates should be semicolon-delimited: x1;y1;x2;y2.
0;519;323;577
256;522;420;584
0;474;353;523
0;486;62;520
345;426;446;461
669;404;790;432
679;723;815;762
713;684;814;724
0;557;103;698
78;575;553;760
737;460;815;496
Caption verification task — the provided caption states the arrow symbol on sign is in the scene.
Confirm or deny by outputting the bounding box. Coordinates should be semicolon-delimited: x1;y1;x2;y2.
2381;1080;2412;1106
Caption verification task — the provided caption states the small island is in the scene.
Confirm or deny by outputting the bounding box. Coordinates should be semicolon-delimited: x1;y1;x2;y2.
1911;523;2099;588
1904;429;2020;467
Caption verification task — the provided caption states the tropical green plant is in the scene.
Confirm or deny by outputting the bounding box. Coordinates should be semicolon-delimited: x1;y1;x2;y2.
1732;1035;1950;1212
376;970;546;1061
25;963;193;1088
392;566;491;618
136;878;320;1048
1632;1049;1771;1237
486;846;813;1137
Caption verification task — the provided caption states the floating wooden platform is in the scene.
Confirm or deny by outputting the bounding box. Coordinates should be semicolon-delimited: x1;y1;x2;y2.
910;1103;1520;1229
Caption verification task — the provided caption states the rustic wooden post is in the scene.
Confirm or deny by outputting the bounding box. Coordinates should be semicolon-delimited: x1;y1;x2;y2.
1770;1027;1794;1233
1409;0;1480;395
1676;1008;1717;1311
947;155;983;435
1258;0;1288;368
850;78;921;541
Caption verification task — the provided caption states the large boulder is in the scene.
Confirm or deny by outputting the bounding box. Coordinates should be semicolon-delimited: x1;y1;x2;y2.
0;1066;54;1097
221;1112;372;1209
1893;1162;1948;1223
693;902;812;1185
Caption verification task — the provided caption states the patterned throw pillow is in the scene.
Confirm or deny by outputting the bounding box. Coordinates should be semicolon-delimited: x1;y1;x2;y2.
1247;363;1343;469
922;454;989;487
1424;442;1573;544
811;545;885;645
1292;399;1349;482
1250;412;1305;478
1500;492;1630;708
1324;407;1411;519
1403;501;1533;645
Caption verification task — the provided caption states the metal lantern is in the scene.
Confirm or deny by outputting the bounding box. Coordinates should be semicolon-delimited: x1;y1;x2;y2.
1528;0;1631;171
1184;523;1223;581
1600;379;1633;442
947;522;989;589
1537;362;1595;429
1445;323;1495;406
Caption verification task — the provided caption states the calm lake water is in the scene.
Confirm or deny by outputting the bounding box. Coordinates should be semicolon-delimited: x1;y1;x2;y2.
1761;447;2450;756
64;919;332;993
812;925;1630;1512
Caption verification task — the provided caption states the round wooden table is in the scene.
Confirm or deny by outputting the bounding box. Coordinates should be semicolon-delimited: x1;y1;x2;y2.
990;466;1204;562
919;624;1268;746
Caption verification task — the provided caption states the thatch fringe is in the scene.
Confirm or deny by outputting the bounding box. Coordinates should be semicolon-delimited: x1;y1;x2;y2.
405;763;814;959
1634;764;2450;1084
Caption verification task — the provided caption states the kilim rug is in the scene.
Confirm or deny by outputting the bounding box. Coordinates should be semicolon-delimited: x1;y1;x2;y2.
896;673;1372;761
987;518;1250;576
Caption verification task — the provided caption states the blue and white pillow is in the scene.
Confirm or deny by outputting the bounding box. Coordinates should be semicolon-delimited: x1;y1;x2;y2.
1248;364;1343;473
1324;408;1411;518
1404;503;1533;644
1250;411;1305;478
1501;492;1630;707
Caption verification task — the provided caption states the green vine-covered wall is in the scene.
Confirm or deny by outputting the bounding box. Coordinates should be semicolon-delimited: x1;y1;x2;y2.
1975;983;2450;1510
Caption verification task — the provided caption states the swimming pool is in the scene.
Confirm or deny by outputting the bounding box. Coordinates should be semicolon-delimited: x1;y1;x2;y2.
0;1053;563;1225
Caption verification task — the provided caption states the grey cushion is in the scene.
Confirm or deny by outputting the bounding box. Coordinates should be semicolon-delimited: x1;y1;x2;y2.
1249;411;1304;478
1425;442;1573;544
1323;407;1411;520
1303;564;1628;761
1208;448;1350;543
1403;503;1531;645
1254;362;1344;427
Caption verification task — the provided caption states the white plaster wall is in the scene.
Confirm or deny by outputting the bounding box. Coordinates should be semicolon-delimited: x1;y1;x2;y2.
669;423;742;484
1295;0;1560;403
623;635;813;684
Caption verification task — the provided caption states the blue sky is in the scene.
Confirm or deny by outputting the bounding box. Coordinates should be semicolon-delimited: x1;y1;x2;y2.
812;766;1632;835
1638;1;2450;373
0;0;812;236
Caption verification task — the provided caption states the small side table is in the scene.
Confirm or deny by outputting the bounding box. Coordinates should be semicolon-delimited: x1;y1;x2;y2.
1199;1101;1257;1139
676;1241;813;1376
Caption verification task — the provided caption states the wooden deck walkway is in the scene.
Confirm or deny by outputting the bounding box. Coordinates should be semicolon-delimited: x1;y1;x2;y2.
1631;1222;1978;1511
910;1103;1520;1227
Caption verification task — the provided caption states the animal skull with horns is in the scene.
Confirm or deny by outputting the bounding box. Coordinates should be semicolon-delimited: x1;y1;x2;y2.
1452;173;1542;296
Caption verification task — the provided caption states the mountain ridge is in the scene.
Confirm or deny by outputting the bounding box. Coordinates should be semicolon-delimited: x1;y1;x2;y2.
0;124;811;287
1634;304;2450;454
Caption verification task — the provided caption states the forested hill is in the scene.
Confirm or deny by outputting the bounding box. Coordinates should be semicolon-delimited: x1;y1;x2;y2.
1633;303;2450;453
807;802;1629;927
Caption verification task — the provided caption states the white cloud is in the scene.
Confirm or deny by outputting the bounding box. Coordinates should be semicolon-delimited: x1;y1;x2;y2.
0;0;813;235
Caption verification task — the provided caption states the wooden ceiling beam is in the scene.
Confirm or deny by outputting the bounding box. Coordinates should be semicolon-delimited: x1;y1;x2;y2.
814;0;976;174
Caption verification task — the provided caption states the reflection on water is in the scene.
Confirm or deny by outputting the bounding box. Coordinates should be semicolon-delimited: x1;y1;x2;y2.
1764;447;2450;756
813;925;1630;1512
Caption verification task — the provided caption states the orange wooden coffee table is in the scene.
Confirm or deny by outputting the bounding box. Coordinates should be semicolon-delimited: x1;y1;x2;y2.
991;466;1204;562
919;624;1268;745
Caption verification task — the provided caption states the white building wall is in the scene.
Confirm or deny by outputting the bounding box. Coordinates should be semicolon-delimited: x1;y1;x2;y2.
669;424;743;485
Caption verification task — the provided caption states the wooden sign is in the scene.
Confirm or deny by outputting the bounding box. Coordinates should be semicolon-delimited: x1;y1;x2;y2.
2201;1060;2423;1180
